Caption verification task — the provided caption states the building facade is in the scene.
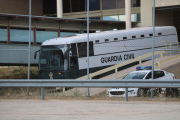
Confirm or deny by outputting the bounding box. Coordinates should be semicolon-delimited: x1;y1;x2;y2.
0;0;180;42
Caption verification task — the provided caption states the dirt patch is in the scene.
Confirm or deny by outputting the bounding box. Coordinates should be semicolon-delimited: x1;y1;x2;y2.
164;62;180;79
1;95;180;102
0;66;38;79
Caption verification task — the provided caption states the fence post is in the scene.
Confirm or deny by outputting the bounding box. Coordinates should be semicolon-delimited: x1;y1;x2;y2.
160;52;163;57
156;62;160;69
125;88;128;101
63;87;65;92
115;68;118;73
41;88;45;100
151;0;156;98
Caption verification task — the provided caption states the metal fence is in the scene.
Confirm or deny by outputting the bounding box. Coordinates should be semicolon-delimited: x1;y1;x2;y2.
0;79;180;101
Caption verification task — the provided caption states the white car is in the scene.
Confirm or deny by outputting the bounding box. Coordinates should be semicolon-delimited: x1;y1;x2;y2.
108;66;176;97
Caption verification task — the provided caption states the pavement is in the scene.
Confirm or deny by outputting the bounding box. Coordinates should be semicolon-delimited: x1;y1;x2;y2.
0;99;180;120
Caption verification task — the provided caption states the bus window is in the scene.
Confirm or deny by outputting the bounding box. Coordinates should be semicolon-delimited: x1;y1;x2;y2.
39;45;69;71
78;41;94;57
50;50;63;67
70;57;78;70
71;43;77;56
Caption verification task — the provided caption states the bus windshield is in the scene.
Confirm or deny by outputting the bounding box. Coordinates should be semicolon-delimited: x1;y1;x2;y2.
39;45;69;71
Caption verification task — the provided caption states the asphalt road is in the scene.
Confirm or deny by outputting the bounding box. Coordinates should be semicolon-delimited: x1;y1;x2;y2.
0;99;180;120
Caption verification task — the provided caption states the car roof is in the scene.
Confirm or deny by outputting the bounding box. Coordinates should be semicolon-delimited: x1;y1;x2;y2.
130;69;163;74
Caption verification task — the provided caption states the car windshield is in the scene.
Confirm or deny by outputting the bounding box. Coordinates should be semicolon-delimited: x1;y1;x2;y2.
39;45;69;71
123;72;147;79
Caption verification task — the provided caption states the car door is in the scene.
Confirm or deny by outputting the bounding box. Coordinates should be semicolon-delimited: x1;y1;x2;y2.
154;71;166;79
145;71;165;80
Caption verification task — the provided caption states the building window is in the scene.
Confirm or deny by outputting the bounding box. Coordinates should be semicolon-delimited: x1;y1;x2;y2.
60;32;79;37
36;30;58;43
137;14;141;22
63;0;71;13
0;28;7;42
119;14;138;22
71;0;85;12
43;0;56;15
10;28;33;43
132;0;140;7
103;15;118;21
90;17;100;20
89;0;100;11
102;0;116;10
117;0;125;9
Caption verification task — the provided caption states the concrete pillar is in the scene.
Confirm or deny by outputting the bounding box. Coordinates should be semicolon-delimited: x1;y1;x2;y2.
100;0;103;20
125;0;131;29
57;0;63;18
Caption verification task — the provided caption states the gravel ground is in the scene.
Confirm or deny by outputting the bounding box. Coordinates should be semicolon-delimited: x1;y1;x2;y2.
0;99;180;120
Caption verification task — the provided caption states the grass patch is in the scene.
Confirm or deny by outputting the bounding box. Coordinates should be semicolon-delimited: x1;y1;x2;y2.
0;87;43;96
0;66;38;79
0;66;40;96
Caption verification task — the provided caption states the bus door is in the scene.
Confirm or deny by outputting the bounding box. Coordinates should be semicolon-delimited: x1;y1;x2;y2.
69;43;79;79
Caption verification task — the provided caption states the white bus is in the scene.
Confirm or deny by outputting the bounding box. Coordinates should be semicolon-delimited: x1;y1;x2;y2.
35;26;178;79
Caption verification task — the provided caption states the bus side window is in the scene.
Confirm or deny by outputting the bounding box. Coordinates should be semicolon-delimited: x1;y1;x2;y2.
70;57;78;70
71;43;77;56
78;41;94;57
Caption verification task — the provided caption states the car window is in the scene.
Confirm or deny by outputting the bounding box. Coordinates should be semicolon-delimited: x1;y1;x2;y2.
145;72;152;79
123;72;147;79
155;71;165;78
145;71;165;79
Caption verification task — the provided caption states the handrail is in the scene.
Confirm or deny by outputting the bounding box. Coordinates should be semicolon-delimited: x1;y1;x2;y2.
78;51;164;79
161;41;180;55
161;41;180;44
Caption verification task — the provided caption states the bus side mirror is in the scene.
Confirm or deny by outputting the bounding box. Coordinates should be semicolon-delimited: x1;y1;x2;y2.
64;49;72;59
34;50;40;59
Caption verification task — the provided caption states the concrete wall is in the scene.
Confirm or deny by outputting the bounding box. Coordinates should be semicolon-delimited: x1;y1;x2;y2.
141;0;180;27
164;62;180;79
0;0;43;16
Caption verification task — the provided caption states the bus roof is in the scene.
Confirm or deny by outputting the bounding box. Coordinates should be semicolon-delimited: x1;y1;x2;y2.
41;26;176;46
